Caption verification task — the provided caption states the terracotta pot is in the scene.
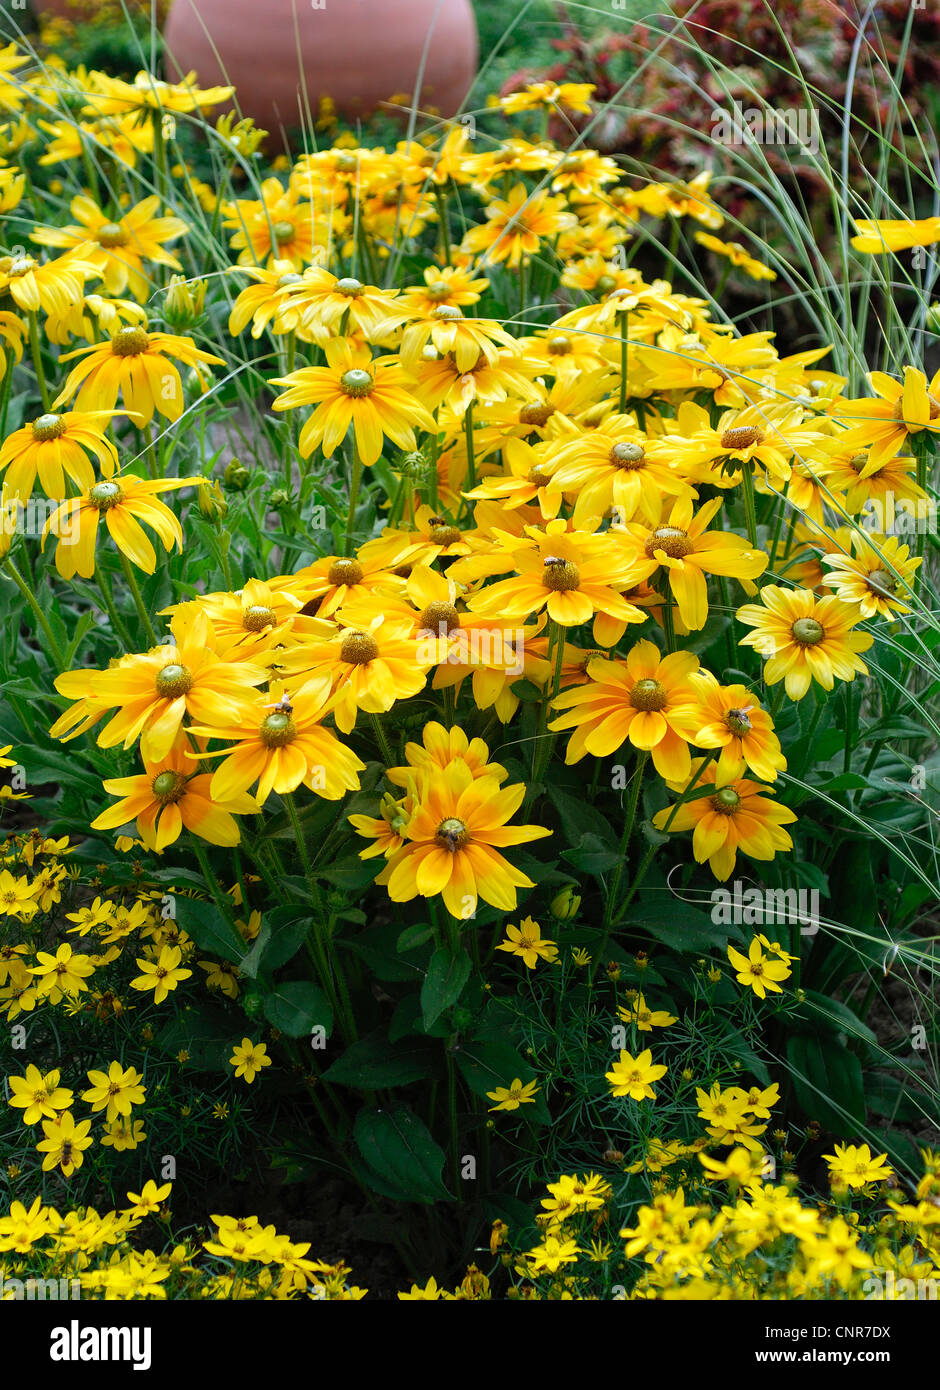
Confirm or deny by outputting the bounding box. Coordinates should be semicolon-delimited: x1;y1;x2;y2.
163;0;478;139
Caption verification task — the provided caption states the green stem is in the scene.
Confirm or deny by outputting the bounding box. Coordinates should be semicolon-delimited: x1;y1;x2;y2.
601;749;649;933
95;565;135;650
435;184;451;267
283;332;296;491
28;314;51;412
609;748;719;934
0;347;13;440
369;712;394;767
662;596;676;654
191;836;240;930
344;437;364;557
529;619;566;792
463;401;477;493
118;551;158;647
618;309;629;414
284;791;355;1042
740;463;759;549
4;558;66;670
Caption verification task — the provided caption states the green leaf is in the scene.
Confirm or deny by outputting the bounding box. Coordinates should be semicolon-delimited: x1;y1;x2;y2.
786;1031;865;1135
341;923;431;982
817;773;868;792
323;1031;439;1087
866;1075;929;1123
389;993;453;1042
155;1005;237;1073
256;907;314;973
631;897;738;953
798;991;878;1048
263;981;333;1038
397;924;435;952
353;1104;452;1204
561;833;621;875
421;946;472;1029
316;856;379;891
454;1039;549;1121
237;919;272;980
173;896;246;964
546;785;616;848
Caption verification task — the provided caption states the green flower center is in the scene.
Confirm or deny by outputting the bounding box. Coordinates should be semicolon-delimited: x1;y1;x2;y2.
419;600;460;635
547;334;572;355
328;558;364;587
32;413;66;442
725;707;753;736
276;273;303;288
431;304;462;320
712;787;741;814
610;441;645;469
155;663;193;698
791;617;825;646
334;152;359;173
542;556;580;591
646;526;693;560
152;770;187;802
111;326;150;357
88;481;123;510
867;569;898;598
272;221;295;243
424;282;451;301
720;425;764;451
335;277;364;297
630;677;667;712
340;630;379;664
8;257;37;277
595;274;617;295
848;452;869;474
96;221;129;248
259;711;296;748
435;817;470;852
339;368;374;398
242;604;276;632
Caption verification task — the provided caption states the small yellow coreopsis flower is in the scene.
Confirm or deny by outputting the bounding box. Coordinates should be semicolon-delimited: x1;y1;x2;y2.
605;1049;667;1100
229;1038;271;1084
486;1077;539;1112
496;916;558;969
726;938;792;1000
130;945;192;1004
823;1142;894;1190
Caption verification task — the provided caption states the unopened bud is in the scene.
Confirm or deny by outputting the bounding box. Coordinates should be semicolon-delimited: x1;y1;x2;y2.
549;886;581;920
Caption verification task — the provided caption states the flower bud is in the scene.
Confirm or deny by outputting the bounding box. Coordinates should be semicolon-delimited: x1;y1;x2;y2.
164;274;207;332
223;459;250;490
198;479;228;522
927;302;940;335
549;886;581;919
